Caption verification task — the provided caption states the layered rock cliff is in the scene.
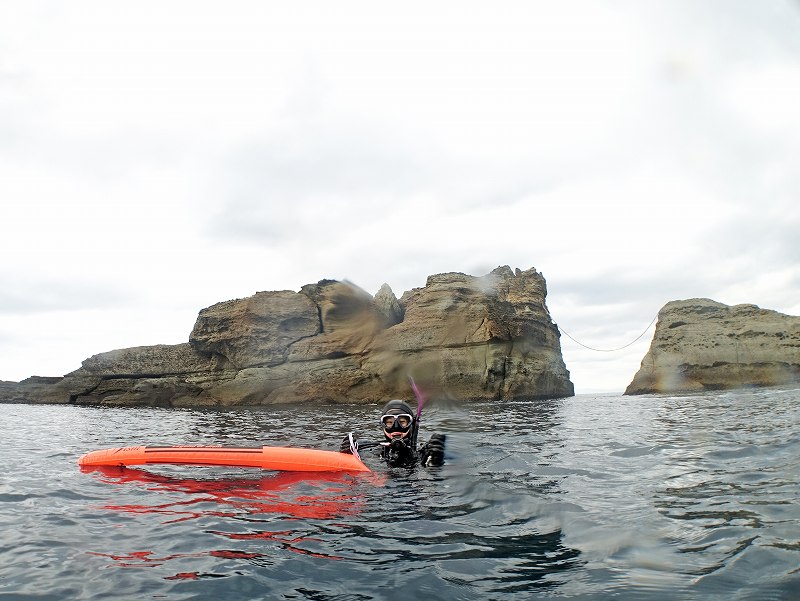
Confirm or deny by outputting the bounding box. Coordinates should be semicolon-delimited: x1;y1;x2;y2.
1;266;574;406
625;298;800;395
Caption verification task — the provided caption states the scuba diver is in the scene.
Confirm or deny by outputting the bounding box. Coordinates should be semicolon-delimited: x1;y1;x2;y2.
339;399;446;468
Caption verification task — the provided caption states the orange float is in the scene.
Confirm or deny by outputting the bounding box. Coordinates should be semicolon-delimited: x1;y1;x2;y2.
78;445;370;473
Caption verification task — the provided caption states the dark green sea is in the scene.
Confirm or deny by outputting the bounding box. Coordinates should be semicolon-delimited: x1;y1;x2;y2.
1;388;798;600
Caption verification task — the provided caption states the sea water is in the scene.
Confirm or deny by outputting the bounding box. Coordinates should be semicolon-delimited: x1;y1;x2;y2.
1;388;798;600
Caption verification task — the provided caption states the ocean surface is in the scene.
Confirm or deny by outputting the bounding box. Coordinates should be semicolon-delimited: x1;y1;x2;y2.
1;388;798;600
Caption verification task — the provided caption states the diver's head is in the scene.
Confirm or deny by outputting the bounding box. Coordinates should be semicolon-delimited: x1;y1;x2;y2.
379;399;415;440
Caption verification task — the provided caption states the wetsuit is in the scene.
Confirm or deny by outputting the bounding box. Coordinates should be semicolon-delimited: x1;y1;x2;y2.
339;399;445;468
340;433;446;468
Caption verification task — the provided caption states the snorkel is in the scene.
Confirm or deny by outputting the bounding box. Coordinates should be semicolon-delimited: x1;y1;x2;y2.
408;376;426;449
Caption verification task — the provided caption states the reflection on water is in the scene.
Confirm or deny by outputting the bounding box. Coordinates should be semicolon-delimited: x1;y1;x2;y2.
83;465;370;523
1;388;799;599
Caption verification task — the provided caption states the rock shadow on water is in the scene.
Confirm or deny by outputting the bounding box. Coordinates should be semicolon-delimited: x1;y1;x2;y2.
339;466;585;596
425;529;583;594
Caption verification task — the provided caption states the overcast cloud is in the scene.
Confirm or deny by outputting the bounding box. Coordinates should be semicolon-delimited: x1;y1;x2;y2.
2;1;799;392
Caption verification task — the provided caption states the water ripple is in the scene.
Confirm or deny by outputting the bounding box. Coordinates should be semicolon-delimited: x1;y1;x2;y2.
0;388;798;599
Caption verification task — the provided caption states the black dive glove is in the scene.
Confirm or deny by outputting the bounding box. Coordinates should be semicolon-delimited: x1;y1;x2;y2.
421;433;446;467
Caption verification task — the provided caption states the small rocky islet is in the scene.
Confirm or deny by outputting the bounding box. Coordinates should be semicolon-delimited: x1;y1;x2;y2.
2;266;799;406
625;298;800;394
0;266;572;406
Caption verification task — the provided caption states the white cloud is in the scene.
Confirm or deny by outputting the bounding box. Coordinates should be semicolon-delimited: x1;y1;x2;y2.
1;1;800;392
725;62;800;134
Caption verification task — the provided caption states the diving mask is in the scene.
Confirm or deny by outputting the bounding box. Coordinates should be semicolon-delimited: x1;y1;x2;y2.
380;412;413;432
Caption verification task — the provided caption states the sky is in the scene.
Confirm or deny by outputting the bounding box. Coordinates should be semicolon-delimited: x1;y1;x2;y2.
2;1;799;393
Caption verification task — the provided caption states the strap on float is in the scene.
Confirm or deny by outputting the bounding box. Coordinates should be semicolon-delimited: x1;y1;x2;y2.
348;432;361;460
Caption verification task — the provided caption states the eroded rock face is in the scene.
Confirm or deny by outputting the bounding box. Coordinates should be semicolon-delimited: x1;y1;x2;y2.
189;291;320;368
369;266;569;399
1;266;574;406
625;298;800;395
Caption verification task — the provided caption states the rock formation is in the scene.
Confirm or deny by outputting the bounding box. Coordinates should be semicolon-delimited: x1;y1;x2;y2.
1;266;574;407
625;298;800;395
